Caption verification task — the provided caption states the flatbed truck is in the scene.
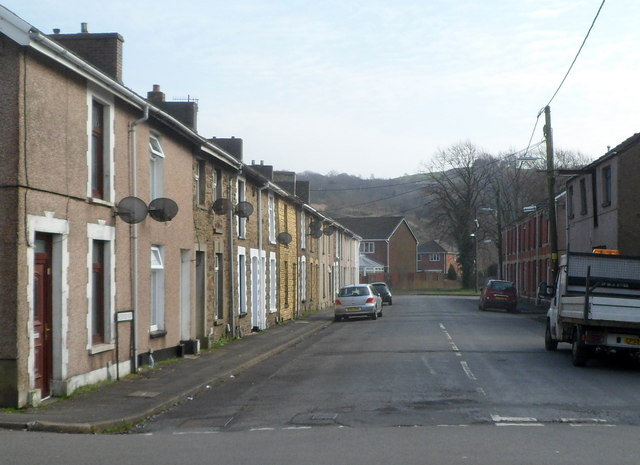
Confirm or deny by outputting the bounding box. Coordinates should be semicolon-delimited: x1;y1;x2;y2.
543;251;640;366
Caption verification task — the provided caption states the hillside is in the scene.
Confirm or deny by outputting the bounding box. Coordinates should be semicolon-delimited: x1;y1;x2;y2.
297;171;434;244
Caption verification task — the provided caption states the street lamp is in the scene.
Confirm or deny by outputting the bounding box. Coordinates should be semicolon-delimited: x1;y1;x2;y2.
478;206;501;279
470;232;478;293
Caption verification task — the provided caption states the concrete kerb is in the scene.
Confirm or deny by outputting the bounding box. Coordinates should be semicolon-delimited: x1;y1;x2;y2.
0;317;332;434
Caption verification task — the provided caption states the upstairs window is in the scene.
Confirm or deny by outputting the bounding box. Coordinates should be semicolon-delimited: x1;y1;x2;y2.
91;101;105;199
197;160;206;205
268;194;276;243
300;210;306;250
361;242;375;254
567;185;574;218
602;165;612;207
150;135;165;200
87;89;114;202
579;178;588;216
213;168;222;201
237;178;247;238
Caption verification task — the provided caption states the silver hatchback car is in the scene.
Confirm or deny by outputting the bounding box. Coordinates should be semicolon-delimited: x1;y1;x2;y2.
334;284;383;321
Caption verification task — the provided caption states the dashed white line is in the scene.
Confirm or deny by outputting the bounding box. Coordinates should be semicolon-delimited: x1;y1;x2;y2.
421;356;437;375
173;431;219;435
491;415;538;423
460;361;477;380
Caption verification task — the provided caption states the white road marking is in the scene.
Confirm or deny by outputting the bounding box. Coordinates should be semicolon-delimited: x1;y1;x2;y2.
173;431;219;435
460;361;476;380
421;356;437;375
491;415;538;422
496;422;544;427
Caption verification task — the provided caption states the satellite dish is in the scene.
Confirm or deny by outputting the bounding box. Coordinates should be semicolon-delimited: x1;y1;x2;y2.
116;196;148;224
235;201;254;219
148;198;179;222
310;229;323;239
309;221;322;232
323;225;336;236
212;198;232;215
277;232;292;246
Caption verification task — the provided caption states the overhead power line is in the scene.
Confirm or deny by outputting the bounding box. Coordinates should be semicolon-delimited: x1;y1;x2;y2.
311;179;427;192
546;0;606;108
522;1;605;158
321;185;427;215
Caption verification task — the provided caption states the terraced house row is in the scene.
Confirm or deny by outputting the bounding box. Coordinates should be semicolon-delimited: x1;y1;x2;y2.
0;7;360;408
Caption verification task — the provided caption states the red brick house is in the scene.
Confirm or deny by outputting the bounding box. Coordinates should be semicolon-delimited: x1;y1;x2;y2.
336;217;417;289
417;240;459;274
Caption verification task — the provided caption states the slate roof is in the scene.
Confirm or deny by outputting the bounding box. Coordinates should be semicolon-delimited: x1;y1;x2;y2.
418;240;458;254
335;216;410;241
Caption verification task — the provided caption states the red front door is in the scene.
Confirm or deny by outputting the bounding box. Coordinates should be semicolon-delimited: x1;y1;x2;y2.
34;234;53;398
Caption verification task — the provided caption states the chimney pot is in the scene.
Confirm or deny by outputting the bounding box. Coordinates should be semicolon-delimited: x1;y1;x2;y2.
53;28;60;34
81;22;88;33
153;84;161;92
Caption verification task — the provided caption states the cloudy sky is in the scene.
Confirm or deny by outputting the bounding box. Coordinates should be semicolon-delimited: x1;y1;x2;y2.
4;0;639;178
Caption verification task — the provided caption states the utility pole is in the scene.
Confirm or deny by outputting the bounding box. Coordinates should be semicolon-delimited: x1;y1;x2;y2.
496;187;503;280
544;105;558;283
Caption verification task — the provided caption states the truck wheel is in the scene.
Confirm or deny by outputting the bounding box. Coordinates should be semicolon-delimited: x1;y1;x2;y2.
545;320;558;351
571;326;589;367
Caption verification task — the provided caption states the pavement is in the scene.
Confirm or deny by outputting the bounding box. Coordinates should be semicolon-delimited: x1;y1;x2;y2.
0;298;548;434
0;310;334;434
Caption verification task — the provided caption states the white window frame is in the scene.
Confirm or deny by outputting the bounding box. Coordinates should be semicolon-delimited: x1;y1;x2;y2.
237;178;247;238
300;255;307;302
268;193;276;244
86;223;115;352
150;245;165;332
150;134;165;200
269;252;277;313
237;247;247;315
361;241;375;254
300;210;306;250
86;86;115;203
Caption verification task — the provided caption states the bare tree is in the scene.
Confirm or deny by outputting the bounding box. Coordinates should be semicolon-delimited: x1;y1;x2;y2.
423;142;494;289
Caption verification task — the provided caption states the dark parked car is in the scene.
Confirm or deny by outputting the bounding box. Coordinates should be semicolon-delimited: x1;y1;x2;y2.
479;280;517;312
334;284;383;321
371;282;392;305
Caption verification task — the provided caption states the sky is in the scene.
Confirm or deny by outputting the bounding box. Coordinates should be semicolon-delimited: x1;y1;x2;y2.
3;0;640;178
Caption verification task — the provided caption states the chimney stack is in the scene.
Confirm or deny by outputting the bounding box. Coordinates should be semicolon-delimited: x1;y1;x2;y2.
50;23;124;83
147;84;165;104
146;85;198;130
